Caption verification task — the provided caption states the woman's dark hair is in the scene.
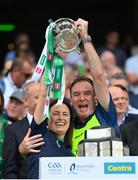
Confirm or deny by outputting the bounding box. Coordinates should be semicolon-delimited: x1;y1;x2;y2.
0;89;4;114
49;97;74;149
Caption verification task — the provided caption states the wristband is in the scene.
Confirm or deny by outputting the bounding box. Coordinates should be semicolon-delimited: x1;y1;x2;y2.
82;35;92;43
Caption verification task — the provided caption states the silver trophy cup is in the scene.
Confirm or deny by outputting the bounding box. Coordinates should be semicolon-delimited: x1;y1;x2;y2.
49;18;81;53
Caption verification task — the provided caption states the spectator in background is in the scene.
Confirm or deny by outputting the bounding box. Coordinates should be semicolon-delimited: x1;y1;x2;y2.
109;72;138;109
3;81;44;179
63;51;85;99
0;57;34;109
100;50;123;81
3;32;35;74
121;33;135;57
97;31;127;69
64;66;74;99
3;90;26;123
109;85;138;126
83;51;93;79
125;53;138;95
65;51;85;76
0;89;11;179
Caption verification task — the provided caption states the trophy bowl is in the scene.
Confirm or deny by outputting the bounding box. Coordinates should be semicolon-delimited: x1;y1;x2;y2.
51;18;81;53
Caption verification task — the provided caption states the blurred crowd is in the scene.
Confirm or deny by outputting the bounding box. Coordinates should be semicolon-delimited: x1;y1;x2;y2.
0;27;138;178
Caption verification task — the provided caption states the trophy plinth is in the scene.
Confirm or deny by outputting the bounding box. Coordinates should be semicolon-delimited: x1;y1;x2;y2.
78;126;129;157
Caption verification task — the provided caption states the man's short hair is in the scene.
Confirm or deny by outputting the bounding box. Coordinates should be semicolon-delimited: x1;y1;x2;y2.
108;73;129;90
109;72;128;81
10;57;33;72
70;76;94;94
110;84;128;94
10;58;23;72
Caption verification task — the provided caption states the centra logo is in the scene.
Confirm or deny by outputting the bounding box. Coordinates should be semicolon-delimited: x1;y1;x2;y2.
104;162;135;174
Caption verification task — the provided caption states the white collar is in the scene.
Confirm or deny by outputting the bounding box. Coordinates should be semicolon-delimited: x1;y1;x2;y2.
27;112;33;125
128;105;138;114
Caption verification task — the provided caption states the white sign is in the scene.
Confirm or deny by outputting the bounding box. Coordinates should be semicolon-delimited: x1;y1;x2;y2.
39;156;138;179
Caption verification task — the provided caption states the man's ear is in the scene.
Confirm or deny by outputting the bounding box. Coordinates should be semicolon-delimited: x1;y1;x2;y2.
94;96;98;105
23;98;28;108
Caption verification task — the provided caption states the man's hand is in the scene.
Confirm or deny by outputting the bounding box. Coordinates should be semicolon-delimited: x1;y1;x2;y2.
19;128;44;159
74;18;88;41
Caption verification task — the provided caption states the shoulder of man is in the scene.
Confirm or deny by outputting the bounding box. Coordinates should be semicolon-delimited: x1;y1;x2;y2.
5;116;29;131
120;120;138;131
125;113;138;124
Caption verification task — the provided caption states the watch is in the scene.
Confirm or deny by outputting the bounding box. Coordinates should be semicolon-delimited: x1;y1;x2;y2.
82;35;92;43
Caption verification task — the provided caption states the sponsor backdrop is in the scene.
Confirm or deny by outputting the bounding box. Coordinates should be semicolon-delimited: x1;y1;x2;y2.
39;156;138;180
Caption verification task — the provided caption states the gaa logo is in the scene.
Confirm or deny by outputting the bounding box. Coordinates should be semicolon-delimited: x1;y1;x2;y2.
48;162;62;168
